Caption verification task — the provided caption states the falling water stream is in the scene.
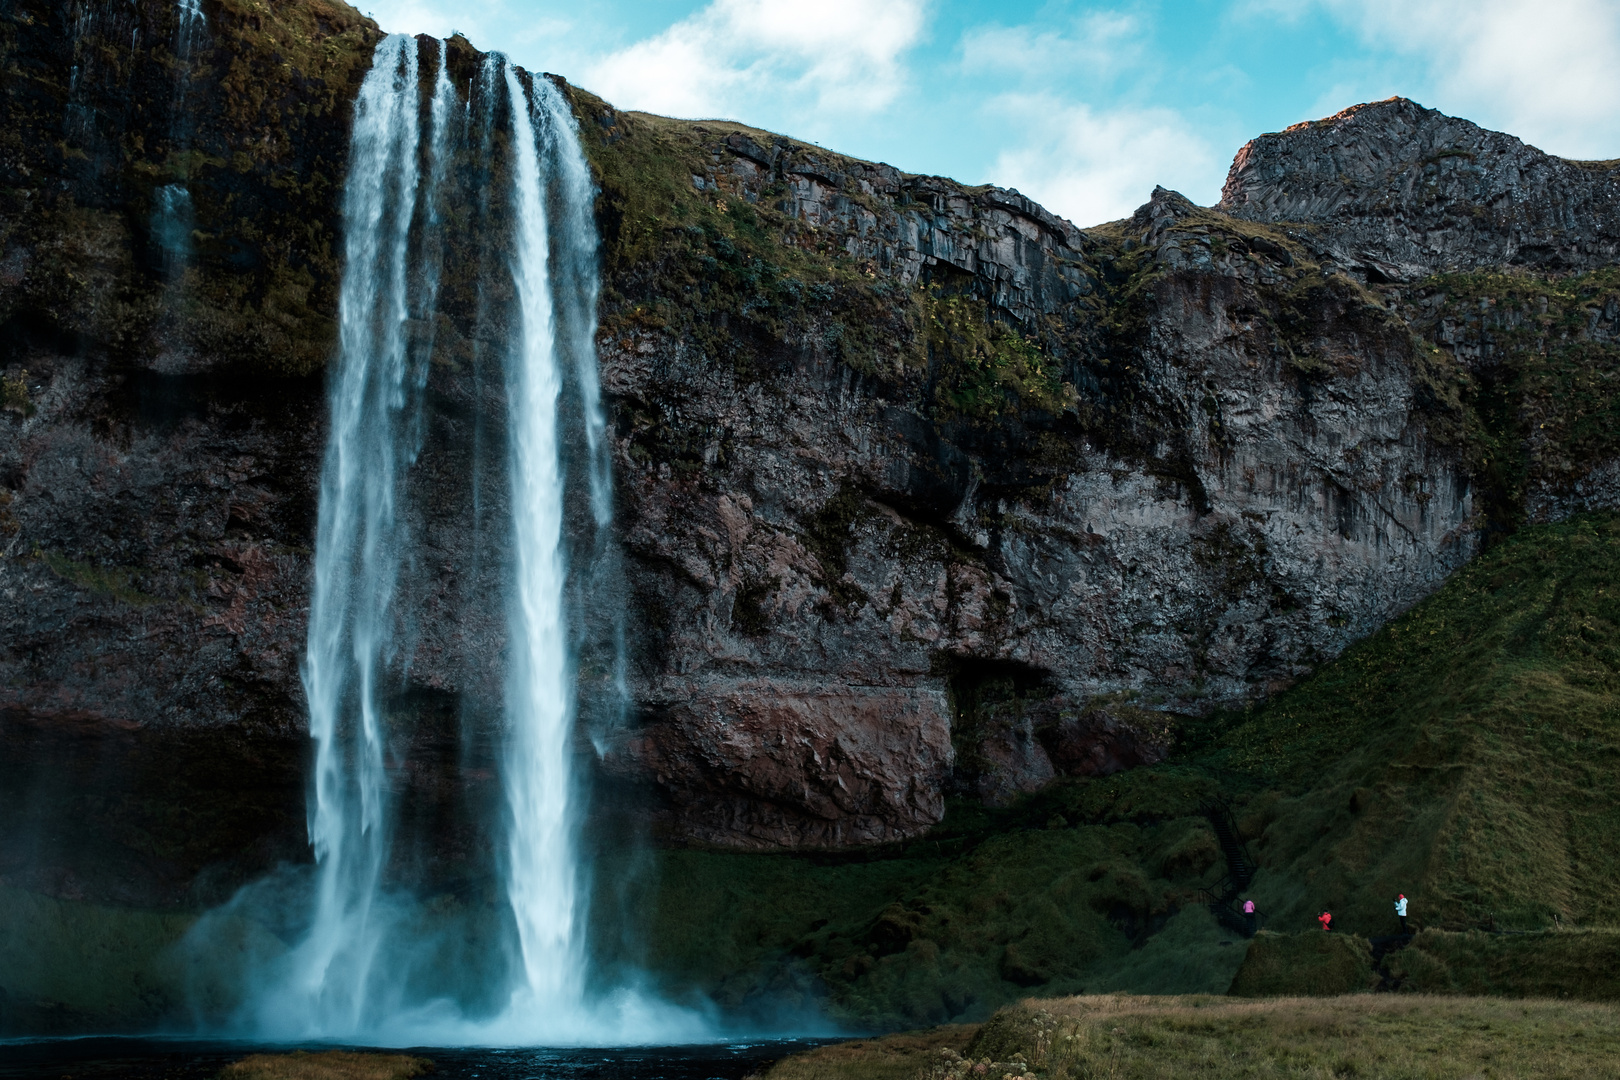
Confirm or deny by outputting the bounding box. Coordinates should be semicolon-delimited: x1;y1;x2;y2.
499;57;584;1019
286;31;421;1035
151;0;207;275
200;33;702;1044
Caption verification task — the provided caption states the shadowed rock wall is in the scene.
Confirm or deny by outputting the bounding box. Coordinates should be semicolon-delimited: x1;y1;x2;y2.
583;114;1487;843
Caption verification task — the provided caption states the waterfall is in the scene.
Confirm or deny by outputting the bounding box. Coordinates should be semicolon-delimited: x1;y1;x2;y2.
276;32;421;1035
498;60;584;1017
152;0;207;276
186;33;702;1044
537;77;631;753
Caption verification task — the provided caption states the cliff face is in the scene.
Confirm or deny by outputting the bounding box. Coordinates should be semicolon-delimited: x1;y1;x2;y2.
1221;97;1620;279
581;102;1616;846
0;0;383;907
3;0;1619;909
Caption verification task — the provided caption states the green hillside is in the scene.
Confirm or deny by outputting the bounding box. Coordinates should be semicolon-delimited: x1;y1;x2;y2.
1210;511;1620;933
611;513;1620;1028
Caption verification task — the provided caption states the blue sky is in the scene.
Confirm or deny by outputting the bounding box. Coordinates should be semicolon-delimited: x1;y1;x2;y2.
364;0;1620;226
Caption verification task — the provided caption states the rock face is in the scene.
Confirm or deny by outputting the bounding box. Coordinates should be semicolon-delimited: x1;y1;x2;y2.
614;680;954;847
1221;97;1620;279
588;125;1480;841
2;2;1619;895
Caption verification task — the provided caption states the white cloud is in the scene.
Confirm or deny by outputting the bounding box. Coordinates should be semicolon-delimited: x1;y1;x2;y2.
581;0;927;125
959;11;1143;82
984;94;1219;227
1321;0;1620;158
361;0;505;46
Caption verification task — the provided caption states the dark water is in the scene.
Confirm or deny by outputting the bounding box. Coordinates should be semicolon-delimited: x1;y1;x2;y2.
0;1038;839;1080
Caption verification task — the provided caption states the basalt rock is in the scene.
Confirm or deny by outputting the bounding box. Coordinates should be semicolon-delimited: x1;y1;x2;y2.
1220;97;1620;280
3;1;1620;890
607;680;953;847
585;128;1479;844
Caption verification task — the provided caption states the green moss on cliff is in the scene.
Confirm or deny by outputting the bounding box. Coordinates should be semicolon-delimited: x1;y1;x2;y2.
1407;268;1620;533
561;97;916;379
926;295;1071;419
0;0;378;374
0;369;34;416
38;550;210;610
561;88;1092;501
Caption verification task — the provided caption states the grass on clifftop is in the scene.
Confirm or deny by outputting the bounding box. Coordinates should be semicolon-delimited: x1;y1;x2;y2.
608;513;1620;1029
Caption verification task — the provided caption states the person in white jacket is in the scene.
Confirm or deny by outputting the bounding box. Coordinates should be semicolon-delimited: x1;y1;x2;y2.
1395;893;1409;934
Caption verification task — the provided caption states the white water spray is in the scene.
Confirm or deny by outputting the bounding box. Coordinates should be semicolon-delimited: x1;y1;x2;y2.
274;32;420;1036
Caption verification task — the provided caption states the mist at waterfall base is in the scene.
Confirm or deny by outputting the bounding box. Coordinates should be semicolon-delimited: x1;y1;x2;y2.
173;34;718;1047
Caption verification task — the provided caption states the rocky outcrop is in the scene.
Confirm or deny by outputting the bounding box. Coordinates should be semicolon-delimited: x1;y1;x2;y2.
1221;97;1620;280
587;124;1483;841
609;680;953;846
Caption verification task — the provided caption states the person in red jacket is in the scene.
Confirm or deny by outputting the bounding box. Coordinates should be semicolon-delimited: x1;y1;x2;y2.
1318;910;1333;932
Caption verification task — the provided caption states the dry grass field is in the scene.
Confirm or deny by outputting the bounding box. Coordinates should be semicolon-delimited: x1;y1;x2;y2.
220;1050;433;1080
765;995;1620;1080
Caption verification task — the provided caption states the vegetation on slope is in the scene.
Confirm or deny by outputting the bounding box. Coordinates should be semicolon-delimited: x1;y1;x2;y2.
601;513;1620;1029
865;995;1620;1080
1402;268;1620;534
1206;511;1620;933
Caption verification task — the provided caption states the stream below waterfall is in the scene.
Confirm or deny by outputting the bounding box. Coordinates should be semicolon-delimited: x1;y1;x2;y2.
0;1038;838;1079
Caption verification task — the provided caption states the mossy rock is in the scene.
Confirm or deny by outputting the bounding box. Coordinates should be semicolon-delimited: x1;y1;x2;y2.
1227;930;1379;997
1389;928;1620;1001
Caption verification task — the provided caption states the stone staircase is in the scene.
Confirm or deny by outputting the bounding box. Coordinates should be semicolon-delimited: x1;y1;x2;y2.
1201;799;1260;936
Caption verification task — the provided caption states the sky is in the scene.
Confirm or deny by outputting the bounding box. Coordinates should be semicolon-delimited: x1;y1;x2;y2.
360;0;1620;227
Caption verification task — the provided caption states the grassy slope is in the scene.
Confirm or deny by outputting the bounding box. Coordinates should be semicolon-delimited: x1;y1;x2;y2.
614;514;1620;1028
1210;512;1620;934
876;995;1620;1080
